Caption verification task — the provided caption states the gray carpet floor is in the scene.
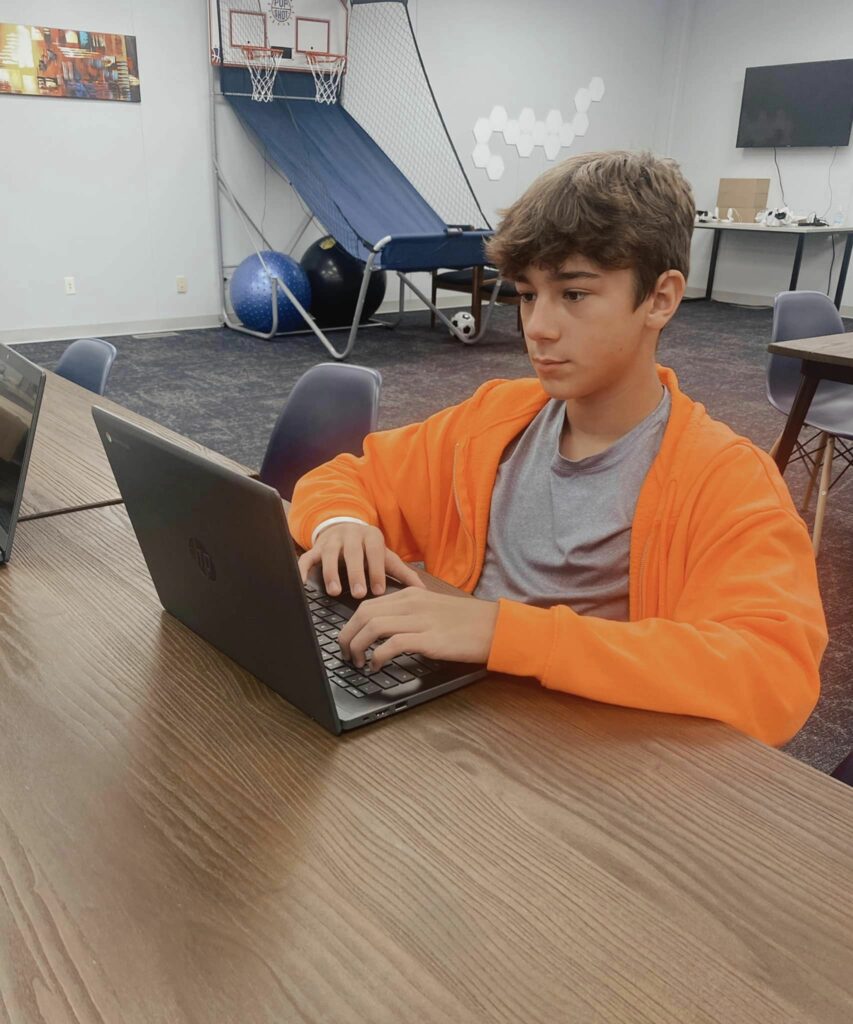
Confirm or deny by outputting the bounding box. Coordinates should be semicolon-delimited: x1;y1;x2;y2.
16;300;853;773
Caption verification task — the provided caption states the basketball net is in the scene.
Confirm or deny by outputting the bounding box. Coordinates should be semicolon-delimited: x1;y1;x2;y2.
241;46;283;103
306;52;346;105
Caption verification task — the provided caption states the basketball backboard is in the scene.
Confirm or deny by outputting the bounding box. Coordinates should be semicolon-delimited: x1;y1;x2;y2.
210;0;348;71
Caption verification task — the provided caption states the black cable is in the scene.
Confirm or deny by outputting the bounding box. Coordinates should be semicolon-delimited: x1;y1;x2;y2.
773;147;786;207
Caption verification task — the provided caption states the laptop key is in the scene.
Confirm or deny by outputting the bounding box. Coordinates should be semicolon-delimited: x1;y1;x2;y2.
383;664;416;684
369;671;398;689
329;675;350;689
394;655;431;676
346;687;366;698
323;656;344;671
362;682;382;695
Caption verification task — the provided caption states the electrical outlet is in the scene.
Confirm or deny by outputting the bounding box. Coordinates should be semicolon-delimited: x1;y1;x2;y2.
64;276;76;295
176;276;188;294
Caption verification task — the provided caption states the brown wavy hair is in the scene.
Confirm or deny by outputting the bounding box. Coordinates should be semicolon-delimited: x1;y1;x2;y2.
485;150;695;307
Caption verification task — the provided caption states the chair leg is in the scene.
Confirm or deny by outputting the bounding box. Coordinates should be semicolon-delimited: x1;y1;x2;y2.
769;430;783;459
430;272;437;330
472;265;483;334
812;434;835;556
802;432;829;513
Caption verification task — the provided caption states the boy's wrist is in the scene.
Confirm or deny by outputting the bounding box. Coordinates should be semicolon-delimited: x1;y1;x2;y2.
311;516;370;546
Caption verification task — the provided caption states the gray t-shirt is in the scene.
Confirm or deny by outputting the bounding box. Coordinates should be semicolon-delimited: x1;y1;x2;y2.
473;389;671;620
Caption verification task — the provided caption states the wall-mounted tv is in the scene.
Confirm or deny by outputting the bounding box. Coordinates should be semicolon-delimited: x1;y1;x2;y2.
736;59;853;148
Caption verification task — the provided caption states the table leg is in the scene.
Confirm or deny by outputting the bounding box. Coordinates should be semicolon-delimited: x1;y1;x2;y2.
833;233;853;310
789;234;805;291
773;372;819;474
705;228;722;300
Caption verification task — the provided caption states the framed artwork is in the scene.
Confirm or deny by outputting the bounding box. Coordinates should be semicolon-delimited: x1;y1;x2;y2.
0;23;141;102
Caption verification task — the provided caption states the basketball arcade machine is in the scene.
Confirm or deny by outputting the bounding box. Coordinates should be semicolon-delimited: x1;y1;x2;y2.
209;0;499;359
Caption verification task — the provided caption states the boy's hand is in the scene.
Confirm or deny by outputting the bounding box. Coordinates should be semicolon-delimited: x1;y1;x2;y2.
297;523;425;599
337;589;499;671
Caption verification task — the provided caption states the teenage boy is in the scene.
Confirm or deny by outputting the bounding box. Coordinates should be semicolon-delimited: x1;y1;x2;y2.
289;151;827;746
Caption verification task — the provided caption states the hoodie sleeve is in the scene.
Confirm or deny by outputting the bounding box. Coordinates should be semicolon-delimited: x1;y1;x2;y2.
288;381;502;559
486;447;827;747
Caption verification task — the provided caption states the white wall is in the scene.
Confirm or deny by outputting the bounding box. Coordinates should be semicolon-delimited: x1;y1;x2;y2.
668;0;853;311
13;0;843;340
0;0;221;343
213;0;679;316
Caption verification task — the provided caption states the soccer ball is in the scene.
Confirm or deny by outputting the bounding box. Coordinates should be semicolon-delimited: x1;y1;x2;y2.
450;310;476;339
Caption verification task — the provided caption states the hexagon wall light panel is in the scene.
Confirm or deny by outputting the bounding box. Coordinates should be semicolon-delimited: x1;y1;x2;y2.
473;117;492;144
486;153;505;181
469;80;605;177
544;109;562;133
572;111;589;136
503;119;521;146
589;77;605;102
517;133;535;158
489;105;508;131
544;135;561;161
472;142;491;169
518;106;536;133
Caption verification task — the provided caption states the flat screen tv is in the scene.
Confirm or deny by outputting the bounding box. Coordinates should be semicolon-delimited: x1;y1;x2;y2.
736;59;853;148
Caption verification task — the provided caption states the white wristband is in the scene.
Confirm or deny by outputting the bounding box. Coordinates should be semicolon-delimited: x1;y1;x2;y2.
310;516;370;547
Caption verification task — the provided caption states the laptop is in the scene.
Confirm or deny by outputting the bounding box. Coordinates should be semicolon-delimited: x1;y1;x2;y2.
92;407;486;734
0;345;46;564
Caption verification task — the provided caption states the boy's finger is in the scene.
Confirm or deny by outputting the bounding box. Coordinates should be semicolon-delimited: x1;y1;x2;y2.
297;547;320;584
342;537;368;598
320;545;343;596
363;532;387;595
385;551;426;589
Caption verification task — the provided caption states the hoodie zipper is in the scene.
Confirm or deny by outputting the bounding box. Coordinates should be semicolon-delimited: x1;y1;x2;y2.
452;442;477;587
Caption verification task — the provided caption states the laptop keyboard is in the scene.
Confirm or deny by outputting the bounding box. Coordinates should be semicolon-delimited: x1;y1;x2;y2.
304;581;445;699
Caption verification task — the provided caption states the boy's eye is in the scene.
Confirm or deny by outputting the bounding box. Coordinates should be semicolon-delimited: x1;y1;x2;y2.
516;291;535;303
564;290;587;302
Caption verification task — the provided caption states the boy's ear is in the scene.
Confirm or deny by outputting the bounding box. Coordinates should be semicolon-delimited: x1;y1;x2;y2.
645;270;686;330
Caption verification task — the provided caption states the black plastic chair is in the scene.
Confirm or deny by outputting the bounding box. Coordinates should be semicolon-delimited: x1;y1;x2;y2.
259;362;382;500
54;337;117;395
767;291;852;554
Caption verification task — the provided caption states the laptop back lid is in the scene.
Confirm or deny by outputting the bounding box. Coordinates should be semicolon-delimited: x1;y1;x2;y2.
0;345;46;563
92;406;341;734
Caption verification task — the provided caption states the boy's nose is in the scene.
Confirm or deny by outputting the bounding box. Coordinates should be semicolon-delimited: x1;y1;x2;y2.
523;301;561;342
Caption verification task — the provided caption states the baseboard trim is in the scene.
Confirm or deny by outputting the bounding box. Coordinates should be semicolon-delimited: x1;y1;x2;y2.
2;314;223;346
684;286;853;319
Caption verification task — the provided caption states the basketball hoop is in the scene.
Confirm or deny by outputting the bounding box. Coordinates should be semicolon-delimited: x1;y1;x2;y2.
306;51;346;105
240;45;283;103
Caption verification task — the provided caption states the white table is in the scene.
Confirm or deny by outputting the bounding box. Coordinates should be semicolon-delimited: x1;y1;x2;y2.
693;220;853;308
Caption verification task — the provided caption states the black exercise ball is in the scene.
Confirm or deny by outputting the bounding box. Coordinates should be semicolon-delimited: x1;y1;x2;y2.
299;237;387;328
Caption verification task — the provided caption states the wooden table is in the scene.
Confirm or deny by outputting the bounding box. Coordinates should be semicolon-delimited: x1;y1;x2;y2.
20;372;247;520
768;333;853;473
2;502;853;1022
694;221;853;309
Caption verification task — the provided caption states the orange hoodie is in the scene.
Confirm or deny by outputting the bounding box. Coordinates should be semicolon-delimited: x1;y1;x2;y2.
290;367;827;746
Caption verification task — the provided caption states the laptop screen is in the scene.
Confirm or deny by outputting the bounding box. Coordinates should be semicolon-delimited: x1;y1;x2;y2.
0;345;45;558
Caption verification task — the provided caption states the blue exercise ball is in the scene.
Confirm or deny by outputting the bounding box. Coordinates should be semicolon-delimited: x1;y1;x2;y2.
230;251;311;334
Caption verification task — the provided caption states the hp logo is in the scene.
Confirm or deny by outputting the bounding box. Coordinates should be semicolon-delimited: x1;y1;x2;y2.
188;538;217;581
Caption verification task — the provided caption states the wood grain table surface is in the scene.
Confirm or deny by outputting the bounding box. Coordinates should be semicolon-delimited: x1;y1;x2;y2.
20;372;250;519
2;503;853;1024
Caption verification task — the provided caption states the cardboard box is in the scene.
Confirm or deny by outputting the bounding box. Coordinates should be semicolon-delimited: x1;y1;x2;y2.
717;177;770;223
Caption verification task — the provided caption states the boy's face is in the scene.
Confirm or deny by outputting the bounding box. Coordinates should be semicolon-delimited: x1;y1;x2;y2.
514;258;680;402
